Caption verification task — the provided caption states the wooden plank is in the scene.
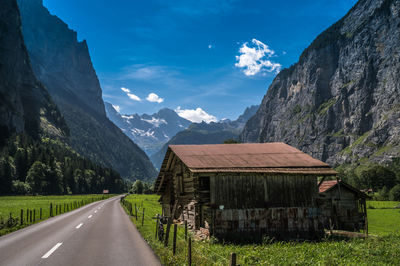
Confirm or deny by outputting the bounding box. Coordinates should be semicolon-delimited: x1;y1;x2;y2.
210;174;215;204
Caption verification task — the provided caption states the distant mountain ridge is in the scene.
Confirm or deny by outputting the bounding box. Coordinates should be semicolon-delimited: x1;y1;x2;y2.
17;0;157;180
150;105;259;169
105;103;192;156
241;0;400;168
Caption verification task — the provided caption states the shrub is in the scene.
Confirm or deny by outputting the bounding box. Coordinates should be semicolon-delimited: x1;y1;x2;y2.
389;185;400;201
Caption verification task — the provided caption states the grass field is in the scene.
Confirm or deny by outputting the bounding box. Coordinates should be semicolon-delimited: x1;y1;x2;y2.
367;201;400;236
122;195;400;265
0;194;113;236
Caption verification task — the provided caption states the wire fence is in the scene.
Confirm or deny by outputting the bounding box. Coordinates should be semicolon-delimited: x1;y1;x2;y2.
0;195;110;232
121;196;235;265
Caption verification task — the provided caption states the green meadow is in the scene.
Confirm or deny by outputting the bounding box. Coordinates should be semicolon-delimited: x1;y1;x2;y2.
122;194;400;265
0;194;112;236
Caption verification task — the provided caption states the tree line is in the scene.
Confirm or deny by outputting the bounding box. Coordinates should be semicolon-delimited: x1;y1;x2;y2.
339;160;400;201
0;134;127;195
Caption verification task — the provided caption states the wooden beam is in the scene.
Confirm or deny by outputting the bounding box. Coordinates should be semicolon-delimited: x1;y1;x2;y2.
157;172;172;193
165;151;175;171
317;176;327;187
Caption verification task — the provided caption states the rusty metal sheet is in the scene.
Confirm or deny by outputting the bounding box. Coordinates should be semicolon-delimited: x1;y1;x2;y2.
154;143;338;193
169;143;331;169
319;180;338;193
190;167;337;175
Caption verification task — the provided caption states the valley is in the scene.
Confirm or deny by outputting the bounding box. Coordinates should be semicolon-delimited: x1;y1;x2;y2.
1;0;400;265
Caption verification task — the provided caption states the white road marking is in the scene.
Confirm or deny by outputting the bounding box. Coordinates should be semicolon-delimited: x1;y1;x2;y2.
88;215;92;219
76;223;83;229
42;243;63;258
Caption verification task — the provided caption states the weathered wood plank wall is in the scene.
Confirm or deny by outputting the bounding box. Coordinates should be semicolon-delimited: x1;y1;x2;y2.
210;173;318;209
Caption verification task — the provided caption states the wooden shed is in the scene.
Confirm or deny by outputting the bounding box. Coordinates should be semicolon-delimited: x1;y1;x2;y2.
154;143;337;240
318;180;369;232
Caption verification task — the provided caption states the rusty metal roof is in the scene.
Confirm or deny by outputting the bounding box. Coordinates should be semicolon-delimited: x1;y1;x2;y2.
190;167;337;175
155;143;337;193
169;143;332;169
318;180;370;198
319;180;338;193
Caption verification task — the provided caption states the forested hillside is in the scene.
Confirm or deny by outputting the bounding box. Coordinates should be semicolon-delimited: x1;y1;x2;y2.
0;134;126;195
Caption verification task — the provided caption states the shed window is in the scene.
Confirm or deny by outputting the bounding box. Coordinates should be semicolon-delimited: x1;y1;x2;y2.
199;176;210;191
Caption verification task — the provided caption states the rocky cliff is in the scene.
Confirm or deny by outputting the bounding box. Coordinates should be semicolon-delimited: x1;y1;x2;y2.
105;103;191;155
241;0;400;167
17;0;157;180
0;0;67;141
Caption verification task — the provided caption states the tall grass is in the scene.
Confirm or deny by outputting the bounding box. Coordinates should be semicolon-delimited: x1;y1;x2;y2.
0;194;113;236
122;194;400;265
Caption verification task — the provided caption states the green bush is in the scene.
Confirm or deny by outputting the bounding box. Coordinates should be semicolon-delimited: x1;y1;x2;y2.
389;185;400;201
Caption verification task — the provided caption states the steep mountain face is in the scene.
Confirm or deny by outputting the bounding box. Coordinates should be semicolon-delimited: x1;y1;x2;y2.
17;0;156;180
105;103;191;155
151;105;259;169
241;0;400;167
0;0;67;141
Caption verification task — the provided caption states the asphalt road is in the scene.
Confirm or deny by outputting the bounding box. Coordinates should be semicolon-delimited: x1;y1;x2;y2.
0;196;161;266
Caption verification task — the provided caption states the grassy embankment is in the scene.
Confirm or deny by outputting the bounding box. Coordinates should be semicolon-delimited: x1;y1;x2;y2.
0;194;113;236
122;194;400;265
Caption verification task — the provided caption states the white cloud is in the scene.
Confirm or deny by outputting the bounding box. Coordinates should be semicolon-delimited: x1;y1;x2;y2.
121;87;141;101
208;44;213;49
127;93;141;101
112;104;121;113
121;87;130;93
235;38;281;76
146;93;164;103
175;106;217;123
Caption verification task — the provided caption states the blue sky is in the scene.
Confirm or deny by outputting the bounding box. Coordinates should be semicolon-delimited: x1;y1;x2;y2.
44;0;357;122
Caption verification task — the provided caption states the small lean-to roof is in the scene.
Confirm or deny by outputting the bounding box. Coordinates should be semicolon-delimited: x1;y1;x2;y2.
154;143;337;193
319;180;339;193
319;180;370;198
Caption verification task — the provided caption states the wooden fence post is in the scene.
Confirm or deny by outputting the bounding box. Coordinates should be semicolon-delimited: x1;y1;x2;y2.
142;208;145;226
40;208;42;220
33;209;36;222
185;220;188;241
155;214;159;239
164;218;172;247
20;209;23;225
173;224;177;255
26;209;29;222
188;237;192;266
135;204;138;220
64;203;66;213
30;210;32;223
50;203;53;217
56;205;58;215
229;253;237;266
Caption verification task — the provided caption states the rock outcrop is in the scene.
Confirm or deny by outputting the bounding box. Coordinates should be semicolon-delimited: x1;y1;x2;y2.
0;0;67;141
17;0;156;180
241;0;400;167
